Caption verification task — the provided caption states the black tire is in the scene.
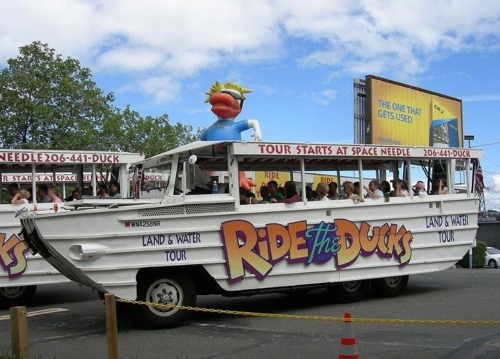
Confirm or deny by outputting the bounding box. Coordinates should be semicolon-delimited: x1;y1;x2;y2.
285;289;310;301
329;280;369;303
134;271;196;329
0;285;37;308
370;275;409;297
488;260;498;269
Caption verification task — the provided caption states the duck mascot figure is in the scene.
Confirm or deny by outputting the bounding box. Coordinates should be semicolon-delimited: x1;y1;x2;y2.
200;81;261;190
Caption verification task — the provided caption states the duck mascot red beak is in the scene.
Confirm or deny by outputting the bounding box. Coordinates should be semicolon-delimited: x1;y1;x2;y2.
200;81;262;190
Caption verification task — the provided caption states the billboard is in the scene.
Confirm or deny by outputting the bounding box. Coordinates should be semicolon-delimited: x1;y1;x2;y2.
365;75;463;147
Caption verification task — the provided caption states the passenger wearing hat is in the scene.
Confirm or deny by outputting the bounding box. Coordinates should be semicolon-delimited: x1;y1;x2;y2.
412;181;427;196
389;178;408;197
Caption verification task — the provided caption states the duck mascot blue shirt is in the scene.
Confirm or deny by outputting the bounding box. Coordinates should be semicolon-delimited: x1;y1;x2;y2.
200;81;261;141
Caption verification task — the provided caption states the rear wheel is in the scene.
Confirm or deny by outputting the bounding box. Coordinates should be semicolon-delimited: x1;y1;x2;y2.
488;260;498;269
0;285;37;308
134;271;196;329
329;280;369;303
370;275;409;297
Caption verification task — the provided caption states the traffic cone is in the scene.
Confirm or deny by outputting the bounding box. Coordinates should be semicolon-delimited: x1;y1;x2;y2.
338;311;359;359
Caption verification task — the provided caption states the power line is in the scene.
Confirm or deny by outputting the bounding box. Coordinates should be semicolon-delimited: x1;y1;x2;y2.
482;156;500;170
471;141;500;148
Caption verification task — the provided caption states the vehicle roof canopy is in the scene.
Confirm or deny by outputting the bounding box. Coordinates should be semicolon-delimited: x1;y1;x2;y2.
141;141;483;172
0;149;144;173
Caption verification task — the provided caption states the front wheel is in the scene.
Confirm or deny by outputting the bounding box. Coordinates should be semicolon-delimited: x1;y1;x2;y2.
134;271;196;329
329;280;369;303
370;275;409;297
489;260;498;269
0;285;37;308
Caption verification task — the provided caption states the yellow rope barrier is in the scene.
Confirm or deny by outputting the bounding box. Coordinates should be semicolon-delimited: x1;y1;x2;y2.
116;298;500;325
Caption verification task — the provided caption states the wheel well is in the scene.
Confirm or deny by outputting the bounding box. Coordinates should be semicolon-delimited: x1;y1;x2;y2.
136;265;224;296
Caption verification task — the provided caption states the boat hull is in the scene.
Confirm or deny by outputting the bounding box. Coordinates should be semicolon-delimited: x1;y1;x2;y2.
21;194;478;300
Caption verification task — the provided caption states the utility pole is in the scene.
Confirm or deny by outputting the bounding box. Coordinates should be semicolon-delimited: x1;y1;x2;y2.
464;135;476;269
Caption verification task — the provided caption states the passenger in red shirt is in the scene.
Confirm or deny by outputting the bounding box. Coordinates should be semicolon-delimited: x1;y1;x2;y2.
271;181;301;203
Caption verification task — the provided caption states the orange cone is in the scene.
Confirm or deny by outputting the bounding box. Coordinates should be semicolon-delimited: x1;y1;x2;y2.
338;311;359;359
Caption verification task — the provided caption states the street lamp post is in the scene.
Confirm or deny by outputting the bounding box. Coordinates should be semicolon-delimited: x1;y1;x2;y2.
464;135;474;148
464;135;475;269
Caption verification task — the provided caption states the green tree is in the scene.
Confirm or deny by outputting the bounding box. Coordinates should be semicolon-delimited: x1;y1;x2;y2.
103;106;200;158
0;41;114;150
0;41;199;155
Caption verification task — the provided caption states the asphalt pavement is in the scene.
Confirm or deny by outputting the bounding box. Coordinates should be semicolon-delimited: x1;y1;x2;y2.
1;267;499;359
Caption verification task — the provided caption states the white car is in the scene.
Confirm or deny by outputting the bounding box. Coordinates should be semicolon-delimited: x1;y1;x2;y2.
485;247;500;269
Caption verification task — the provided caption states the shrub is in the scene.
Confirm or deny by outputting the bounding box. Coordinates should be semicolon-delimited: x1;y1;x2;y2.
458;241;487;268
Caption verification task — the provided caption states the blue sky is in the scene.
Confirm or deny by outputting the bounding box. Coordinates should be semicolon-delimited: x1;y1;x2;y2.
1;0;500;208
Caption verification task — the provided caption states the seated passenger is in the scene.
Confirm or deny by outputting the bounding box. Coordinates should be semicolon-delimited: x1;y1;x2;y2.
259;185;269;201
98;184;109;198
353;181;360;196
190;163;213;194
48;186;63;203
109;182;122;198
364;180;384;199
8;183;20;199
270;181;301;203
341;181;364;202
412;181;428;196
64;187;82;201
305;185;314;201
380;180;391;196
239;187;258;205
37;184;51;203
11;188;30;205
315;183;330;201
263;180;284;202
390;179;408;197
328;182;341;200
65;189;82;201
432;178;448;195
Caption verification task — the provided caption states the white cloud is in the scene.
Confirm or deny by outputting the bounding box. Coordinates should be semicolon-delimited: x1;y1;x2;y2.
462;94;500;102
491;173;500;192
1;0;499;101
137;75;181;103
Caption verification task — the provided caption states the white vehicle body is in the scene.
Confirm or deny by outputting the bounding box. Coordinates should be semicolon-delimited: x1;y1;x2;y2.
0;149;144;307
19;140;482;327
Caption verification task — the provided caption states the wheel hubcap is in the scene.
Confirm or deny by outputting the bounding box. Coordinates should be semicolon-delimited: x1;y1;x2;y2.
1;287;24;299
384;277;400;287
342;281;362;292
147;280;183;315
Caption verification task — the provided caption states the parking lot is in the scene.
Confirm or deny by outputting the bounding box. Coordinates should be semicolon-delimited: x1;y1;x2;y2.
1;267;499;359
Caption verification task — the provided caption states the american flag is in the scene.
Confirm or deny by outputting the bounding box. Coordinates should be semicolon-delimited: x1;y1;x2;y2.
474;159;484;194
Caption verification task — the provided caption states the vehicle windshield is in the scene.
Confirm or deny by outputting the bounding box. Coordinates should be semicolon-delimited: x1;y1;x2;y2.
142;163;171;191
487;247;500;254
